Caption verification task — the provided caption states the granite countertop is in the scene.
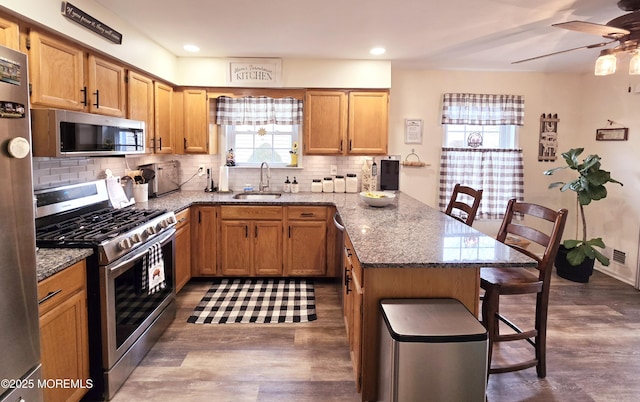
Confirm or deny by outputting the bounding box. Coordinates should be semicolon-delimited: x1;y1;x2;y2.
139;190;536;269
36;190;535;280
37;247;94;282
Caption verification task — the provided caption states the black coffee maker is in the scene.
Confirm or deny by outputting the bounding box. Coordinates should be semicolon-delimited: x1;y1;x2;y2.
380;158;400;191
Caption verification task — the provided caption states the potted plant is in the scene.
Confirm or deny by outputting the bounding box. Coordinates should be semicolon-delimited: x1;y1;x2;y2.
543;148;623;282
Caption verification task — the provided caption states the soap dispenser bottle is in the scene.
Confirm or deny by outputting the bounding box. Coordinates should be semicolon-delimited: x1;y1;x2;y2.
291;177;299;193
283;176;291;193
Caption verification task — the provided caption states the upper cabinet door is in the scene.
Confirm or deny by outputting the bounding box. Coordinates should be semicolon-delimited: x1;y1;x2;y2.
87;55;126;117
154;82;174;154
347;91;389;155
0;16;19;50
127;71;154;152
303;90;347;155
182;88;209;154
29;30;86;111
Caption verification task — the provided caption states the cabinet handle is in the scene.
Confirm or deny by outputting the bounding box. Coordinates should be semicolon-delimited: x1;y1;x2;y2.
38;289;62;305
349;139;352;151
183;138;187;150
255;226;258;237
177;217;187;224
339;140;343;152
345;247;353;257
198;211;202;223
93;89;100;108
288;226;291;238
159;137;162;151
80;86;87;106
245;225;249;238
300;212;314;217
344;268;352;294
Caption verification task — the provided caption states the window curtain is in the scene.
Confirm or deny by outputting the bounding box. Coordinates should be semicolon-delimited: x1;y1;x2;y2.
215;96;303;125
441;93;525;126
439;148;524;220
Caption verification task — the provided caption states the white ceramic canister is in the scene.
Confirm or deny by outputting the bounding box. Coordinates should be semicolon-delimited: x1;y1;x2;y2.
311;179;322;193
334;175;346;193
322;177;334;193
346;173;358;193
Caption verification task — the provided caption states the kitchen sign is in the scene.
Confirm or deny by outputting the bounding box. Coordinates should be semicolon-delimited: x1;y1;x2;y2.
61;2;122;45
226;58;282;87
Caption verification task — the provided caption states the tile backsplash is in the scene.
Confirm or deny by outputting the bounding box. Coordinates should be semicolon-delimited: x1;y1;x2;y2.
32;154;377;193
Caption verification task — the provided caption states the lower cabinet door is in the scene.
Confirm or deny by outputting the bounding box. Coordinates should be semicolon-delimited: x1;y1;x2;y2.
220;220;252;276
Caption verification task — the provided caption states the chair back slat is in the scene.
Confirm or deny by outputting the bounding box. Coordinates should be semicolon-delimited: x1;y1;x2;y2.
445;184;483;226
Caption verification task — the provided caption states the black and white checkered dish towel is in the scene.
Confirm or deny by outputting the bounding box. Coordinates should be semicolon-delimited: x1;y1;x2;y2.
142;242;165;295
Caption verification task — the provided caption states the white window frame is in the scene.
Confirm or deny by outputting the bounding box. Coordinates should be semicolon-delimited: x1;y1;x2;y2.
223;123;301;167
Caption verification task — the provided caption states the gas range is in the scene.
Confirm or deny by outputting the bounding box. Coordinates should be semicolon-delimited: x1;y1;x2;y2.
35;179;176;265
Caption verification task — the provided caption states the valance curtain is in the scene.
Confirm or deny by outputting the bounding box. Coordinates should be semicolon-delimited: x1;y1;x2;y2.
439;148;524;220
215;96;303;125
441;93;525;126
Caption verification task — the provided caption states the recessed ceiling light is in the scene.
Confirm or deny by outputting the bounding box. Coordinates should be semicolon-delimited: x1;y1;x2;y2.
370;47;386;56
184;44;200;53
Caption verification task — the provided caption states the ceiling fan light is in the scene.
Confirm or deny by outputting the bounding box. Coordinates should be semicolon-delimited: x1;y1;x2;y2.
594;53;617;76
629;53;640;75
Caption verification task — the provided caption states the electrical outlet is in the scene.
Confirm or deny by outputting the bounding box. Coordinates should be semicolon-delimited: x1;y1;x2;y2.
198;165;206;176
330;165;337;175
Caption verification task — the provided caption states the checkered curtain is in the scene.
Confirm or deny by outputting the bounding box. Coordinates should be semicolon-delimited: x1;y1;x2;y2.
439;148;524;220
215;96;303;125
441;93;525;126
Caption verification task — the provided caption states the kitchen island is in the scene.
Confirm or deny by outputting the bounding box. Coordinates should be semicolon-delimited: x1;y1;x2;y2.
139;189;535;401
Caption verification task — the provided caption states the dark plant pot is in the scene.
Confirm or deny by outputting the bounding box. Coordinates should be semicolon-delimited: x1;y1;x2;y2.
555;245;595;283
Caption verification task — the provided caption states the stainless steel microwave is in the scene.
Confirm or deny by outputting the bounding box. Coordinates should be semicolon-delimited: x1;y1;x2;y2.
31;108;145;157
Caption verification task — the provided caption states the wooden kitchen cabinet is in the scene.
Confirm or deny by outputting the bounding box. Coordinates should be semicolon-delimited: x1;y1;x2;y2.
38;260;90;402
285;206;328;276
28;30;126;117
174;88;212;154
343;232;364;393
303;90;388;155
174;208;191;292
28;30;85;111
153;81;174;154
191;206;218;276
127;70;154;152
87;54;126;117
0;15;19;50
219;206;283;276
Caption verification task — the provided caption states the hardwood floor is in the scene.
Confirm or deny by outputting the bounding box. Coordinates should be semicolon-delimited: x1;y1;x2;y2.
112;271;640;402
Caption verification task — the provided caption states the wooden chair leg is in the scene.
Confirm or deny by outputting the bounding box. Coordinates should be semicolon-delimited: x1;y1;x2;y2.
535;294;549;378
481;285;499;376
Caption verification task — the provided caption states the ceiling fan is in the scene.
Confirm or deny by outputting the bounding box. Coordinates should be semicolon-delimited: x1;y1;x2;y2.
513;0;640;66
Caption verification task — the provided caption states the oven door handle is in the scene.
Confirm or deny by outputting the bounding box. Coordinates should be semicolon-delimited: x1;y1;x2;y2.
106;228;175;272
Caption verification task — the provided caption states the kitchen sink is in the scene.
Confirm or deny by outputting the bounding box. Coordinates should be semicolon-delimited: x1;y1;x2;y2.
232;192;282;200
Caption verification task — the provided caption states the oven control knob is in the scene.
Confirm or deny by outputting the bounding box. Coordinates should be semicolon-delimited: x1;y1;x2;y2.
167;215;177;225
157;220;169;230
118;238;133;250
131;233;142;244
146;226;157;236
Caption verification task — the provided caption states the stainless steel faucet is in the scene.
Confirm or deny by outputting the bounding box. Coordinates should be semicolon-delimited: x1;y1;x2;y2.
259;161;270;192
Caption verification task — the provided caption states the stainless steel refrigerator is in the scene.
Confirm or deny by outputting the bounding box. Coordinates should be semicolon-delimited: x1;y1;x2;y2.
0;44;43;401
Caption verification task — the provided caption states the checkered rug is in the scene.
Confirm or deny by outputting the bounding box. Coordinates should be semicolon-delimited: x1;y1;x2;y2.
187;278;317;324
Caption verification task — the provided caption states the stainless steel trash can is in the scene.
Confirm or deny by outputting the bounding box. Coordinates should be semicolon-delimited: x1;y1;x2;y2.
378;298;488;402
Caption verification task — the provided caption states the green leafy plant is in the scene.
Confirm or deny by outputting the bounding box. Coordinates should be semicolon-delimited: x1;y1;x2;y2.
544;148;623;266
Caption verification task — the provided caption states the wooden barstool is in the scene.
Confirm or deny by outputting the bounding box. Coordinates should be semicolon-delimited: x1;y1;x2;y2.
480;198;568;378
444;183;483;226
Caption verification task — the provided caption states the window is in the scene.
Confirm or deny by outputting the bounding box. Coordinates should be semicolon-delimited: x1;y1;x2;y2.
439;93;525;220
215;96;303;166
443;124;518;149
224;123;299;166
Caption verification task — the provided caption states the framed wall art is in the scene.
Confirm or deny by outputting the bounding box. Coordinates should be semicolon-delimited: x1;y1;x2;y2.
404;119;423;144
596;127;628;141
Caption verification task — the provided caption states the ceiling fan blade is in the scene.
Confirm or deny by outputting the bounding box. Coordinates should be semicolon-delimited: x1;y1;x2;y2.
511;40;616;64
552;21;630;39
